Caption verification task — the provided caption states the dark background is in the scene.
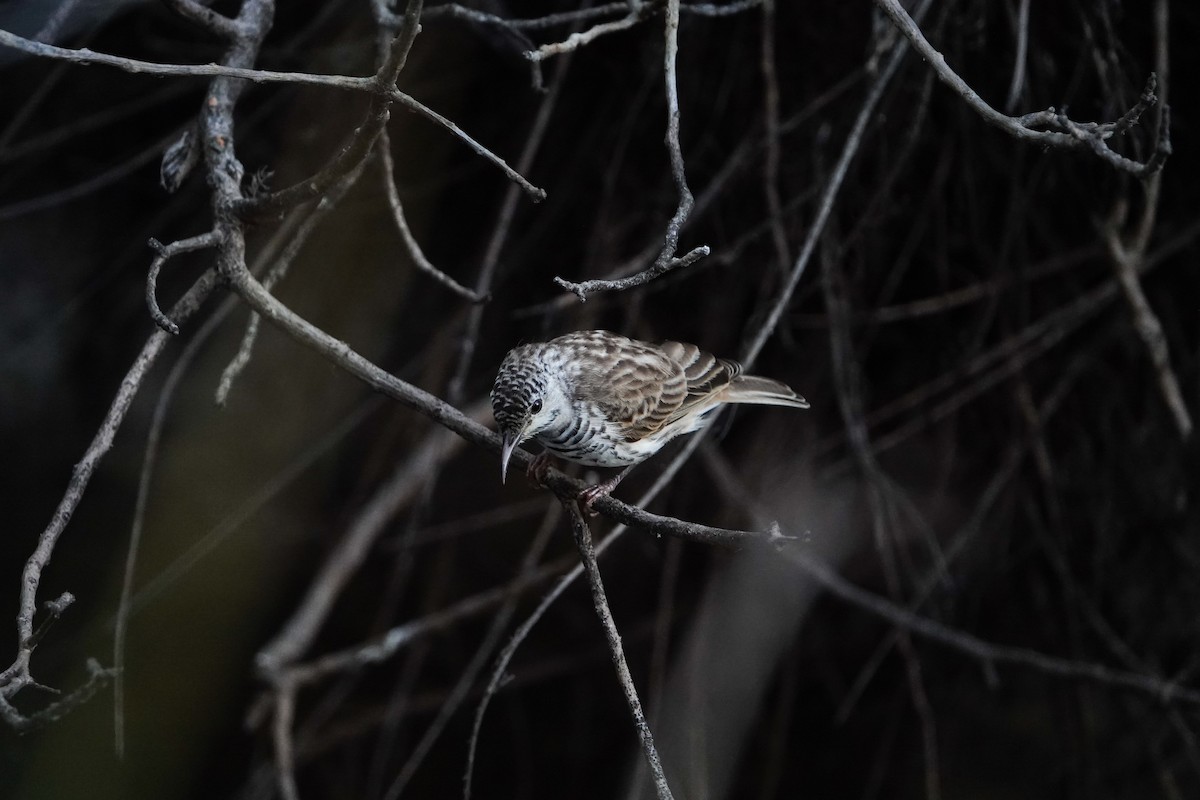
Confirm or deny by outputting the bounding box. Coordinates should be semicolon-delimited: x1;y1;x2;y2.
1;1;1198;798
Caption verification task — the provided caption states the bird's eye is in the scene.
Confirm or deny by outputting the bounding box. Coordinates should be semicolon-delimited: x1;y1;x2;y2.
530;398;543;414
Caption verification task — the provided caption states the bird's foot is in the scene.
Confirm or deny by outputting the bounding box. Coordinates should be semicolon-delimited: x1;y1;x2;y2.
576;467;634;516
527;452;554;488
577;481;615;516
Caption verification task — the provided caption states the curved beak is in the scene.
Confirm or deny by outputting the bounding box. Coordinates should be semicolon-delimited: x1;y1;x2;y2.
500;432;519;484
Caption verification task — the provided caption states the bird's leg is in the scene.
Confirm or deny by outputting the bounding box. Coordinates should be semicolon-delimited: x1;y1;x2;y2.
578;465;637;516
526;451;555;488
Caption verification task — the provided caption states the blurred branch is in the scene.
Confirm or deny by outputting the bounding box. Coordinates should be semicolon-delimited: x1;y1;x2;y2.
447;53;571;402
1003;0;1030;112
782;546;1200;708
378;502;561;800
1102;0;1191;440
742;0;929;366
165;0;241;39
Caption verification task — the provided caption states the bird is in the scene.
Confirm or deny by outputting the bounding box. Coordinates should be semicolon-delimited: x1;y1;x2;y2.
491;330;809;509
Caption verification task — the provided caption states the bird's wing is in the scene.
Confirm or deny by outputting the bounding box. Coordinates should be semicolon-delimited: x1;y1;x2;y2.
561;332;690;441
655;340;742;426
592;339;738;438
559;332;745;440
609;343;689;440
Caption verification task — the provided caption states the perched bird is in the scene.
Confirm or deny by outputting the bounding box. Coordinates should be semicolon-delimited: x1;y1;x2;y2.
491;330;809;508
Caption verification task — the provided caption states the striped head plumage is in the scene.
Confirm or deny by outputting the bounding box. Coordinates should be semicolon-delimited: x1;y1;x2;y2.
491;331;809;496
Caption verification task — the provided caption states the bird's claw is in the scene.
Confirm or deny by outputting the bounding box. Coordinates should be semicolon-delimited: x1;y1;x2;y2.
526;452;553;488
576;484;609;516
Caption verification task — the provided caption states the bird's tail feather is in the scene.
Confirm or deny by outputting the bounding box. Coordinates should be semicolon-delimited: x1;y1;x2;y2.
723;375;810;409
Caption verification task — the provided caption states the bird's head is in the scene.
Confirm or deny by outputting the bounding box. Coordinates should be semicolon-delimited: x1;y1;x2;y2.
491;349;556;483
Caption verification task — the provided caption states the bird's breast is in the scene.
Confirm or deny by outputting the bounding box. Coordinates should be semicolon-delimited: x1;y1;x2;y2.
534;404;657;468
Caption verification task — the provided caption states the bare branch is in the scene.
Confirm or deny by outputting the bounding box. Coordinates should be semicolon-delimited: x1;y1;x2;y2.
1100;0;1189;439
0;269;220;724
233;1;425;218
422;2;628;32
781;547;1200;708
0;28;371;89
0;27;546;207
872;0;1170;176
379;503;562;800
553;245;709;301
1003;0;1031;112
378;133;487;303
0;127;179;222
146;233;221;335
0;659;117;733
564;502;674;799
525;6;653;63
552;0;700;301
388;90;547;202
165;0;240;39
217;148;377;405
742;0;925;366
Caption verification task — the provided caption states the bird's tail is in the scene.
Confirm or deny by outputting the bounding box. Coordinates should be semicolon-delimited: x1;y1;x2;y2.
723;375;810;409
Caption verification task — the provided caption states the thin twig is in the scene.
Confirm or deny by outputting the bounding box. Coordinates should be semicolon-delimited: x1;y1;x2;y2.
1003;0;1030;112
115;299;229;758
1105;221;1192;439
0;28;374;89
254;415;481;675
872;0;1170;176
520;71;861;318
1101;0;1190;440
554;246;709;301
379;502;562;800
553;0;701;301
0;269;219;727
446;53;571;402
821;229;942;800
146;232;221;335
233;0;426;218
0;29;547;210
525;5;653;63
781;547;1200;708
0;127;181;221
742;0;925;366
377;133;486;303
564;502;674;799
388;90;546;202
271;681;301;800
465;433;710;800
165;0;240;39
283;551;574;687
216;151;375;404
759;0;791;272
